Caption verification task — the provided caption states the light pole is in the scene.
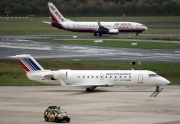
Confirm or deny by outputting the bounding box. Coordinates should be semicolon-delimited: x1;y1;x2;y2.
4;11;11;20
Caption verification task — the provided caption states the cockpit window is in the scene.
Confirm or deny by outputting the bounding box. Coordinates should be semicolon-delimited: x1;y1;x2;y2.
149;74;159;77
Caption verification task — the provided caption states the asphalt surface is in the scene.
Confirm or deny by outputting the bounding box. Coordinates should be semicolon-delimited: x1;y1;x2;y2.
0;35;180;64
0;86;179;124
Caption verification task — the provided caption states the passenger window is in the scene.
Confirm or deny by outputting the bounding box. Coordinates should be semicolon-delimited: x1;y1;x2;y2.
96;76;98;78
83;76;84;78
78;76;80;78
124;76;126;78
87;76;89;78
129;76;131;78
92;76;93;78
110;76;112;78
115;76;117;78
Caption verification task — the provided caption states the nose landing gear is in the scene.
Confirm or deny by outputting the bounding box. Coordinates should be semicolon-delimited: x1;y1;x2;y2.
156;86;160;92
150;86;164;97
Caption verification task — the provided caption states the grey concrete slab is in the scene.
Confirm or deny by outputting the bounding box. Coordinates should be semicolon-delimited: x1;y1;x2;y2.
0;86;179;124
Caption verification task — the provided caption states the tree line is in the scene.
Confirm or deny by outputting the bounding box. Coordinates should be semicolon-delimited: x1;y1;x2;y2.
0;0;179;16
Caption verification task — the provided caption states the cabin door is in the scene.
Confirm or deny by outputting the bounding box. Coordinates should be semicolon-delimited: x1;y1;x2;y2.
138;74;143;83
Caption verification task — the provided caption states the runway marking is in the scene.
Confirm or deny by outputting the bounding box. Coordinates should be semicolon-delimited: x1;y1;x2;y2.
150;88;163;97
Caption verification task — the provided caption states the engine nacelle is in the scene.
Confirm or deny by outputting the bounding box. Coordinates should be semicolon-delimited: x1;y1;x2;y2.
53;70;69;79
109;29;119;35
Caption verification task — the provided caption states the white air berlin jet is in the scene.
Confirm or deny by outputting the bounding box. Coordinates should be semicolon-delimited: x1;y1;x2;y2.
12;54;170;92
43;2;148;36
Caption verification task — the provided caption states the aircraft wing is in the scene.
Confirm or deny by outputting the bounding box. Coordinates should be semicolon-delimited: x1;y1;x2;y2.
97;22;119;35
98;22;109;31
42;21;51;24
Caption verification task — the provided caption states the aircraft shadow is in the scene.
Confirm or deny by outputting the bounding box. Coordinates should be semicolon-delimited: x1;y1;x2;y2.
40;89;158;95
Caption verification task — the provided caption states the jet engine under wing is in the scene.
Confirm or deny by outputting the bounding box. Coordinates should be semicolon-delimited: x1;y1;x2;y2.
96;22;119;35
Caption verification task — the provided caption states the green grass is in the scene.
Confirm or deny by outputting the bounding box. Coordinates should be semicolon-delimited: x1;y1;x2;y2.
133;36;180;41
0;59;179;85
32;39;180;49
144;29;180;34
0;78;51;86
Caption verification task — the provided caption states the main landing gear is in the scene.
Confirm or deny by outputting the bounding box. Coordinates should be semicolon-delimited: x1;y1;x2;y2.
136;32;139;36
86;86;96;92
94;33;102;36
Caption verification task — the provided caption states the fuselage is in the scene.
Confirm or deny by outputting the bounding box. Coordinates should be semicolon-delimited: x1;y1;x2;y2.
27;70;170;87
46;2;148;36
14;54;170;92
51;21;147;34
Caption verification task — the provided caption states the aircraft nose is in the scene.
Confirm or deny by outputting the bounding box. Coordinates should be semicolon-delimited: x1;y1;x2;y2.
157;77;170;85
162;78;170;85
165;79;170;85
144;26;148;30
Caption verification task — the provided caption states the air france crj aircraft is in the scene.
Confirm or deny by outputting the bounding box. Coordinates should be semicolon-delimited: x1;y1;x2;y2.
12;54;170;92
43;2;148;36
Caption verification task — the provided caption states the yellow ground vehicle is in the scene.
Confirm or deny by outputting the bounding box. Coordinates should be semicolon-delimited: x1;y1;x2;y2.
44;106;70;123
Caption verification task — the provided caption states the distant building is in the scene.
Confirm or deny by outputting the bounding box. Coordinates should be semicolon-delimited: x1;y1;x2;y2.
89;0;104;4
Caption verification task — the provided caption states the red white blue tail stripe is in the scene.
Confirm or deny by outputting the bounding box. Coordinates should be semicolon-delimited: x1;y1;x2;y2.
12;54;44;73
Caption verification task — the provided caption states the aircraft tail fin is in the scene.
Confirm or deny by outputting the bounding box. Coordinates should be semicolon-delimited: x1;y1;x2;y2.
11;54;45;73
48;2;72;23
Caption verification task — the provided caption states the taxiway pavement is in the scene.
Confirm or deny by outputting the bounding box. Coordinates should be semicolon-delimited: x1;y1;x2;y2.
0;86;179;124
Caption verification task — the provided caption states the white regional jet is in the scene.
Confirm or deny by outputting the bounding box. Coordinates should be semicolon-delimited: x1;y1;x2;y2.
12;54;170;92
43;2;148;36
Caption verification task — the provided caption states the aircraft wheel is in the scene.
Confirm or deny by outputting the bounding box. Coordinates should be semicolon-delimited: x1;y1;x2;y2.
67;118;70;122
94;33;97;36
98;33;102;36
156;86;160;92
55;117;59;123
86;88;92;92
44;116;49;121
